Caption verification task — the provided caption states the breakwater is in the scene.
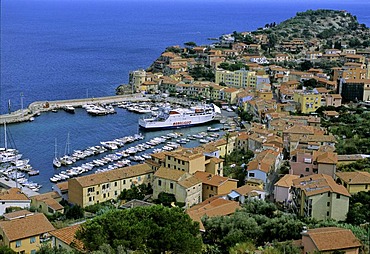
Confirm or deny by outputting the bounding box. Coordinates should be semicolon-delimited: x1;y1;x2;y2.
0;94;150;124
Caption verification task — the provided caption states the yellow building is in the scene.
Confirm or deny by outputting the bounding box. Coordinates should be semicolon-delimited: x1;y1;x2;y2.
336;171;370;194
68;164;154;207
291;174;350;221
153;167;202;208
147;147;225;176
50;224;84;252
0;211;55;254
293;92;321;114
194;171;238;200
215;68;257;89
164;148;206;174
31;191;64;215
256;90;273;100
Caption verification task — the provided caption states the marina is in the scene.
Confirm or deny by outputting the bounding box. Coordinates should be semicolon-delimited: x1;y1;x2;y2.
0;101;234;193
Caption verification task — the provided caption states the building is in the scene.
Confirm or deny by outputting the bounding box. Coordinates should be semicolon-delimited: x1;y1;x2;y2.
301;227;361;254
274;174;299;204
290;150;338;178
68;164;154;207
338;79;370;102
50;224;84;253
193;171;238;200
293;91;321;114
336;171;370;194
186;196;240;231
153;167;202;208
215;68;257;89
226;184;265;203
291;174;350;221
31;191;64;215
0;188;30;216
0;211;55;254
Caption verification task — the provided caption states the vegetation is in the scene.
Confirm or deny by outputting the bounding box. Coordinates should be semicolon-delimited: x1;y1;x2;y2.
346;191;370;225
76;205;202;253
202;199;368;253
0;246;16;254
218;62;248;72
118;183;152;201
318;107;370;154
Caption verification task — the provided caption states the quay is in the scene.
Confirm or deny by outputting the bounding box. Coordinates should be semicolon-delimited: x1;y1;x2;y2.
0;94;150;124
0;177;39;197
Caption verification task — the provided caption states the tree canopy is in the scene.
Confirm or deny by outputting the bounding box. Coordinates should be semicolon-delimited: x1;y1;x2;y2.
76;205;202;253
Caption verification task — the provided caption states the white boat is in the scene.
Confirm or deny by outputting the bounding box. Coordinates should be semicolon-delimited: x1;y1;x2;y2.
138;104;221;130
53;138;62;168
63;105;75;113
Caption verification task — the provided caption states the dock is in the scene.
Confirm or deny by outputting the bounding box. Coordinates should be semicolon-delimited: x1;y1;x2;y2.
0;177;40;197
0;94;150;124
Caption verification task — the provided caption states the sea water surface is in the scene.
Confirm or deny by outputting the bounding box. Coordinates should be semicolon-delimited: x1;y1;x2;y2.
1;0;370;192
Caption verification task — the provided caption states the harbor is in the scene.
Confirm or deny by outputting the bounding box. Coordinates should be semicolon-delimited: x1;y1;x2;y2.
0;99;237;193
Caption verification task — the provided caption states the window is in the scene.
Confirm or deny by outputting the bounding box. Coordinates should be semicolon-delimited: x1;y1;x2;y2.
30;237;36;244
89;197;92;202
96;191;99;195
328;192;331;197
327;202;330;207
366;185;368;190
336;194;340;199
103;193;106;198
115;191;118;196
114;182;117;187
123;180;126;184
210;186;214;191
158;180;162;186
138;176;141;181
327;211;330;217
305;168;310;172
16;240;21;248
170;183;174;189
249;173;255;177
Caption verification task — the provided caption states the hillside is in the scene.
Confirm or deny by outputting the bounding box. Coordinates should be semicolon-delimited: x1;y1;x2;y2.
255;9;370;48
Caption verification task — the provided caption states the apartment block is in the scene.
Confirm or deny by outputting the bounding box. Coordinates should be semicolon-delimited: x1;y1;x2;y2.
291;174;350;221
68;164;154;207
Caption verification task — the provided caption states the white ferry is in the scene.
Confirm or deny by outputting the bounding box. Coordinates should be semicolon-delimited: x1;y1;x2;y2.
138;104;221;130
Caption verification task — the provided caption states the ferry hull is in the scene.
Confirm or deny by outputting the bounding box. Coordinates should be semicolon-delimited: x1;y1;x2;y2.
139;119;218;131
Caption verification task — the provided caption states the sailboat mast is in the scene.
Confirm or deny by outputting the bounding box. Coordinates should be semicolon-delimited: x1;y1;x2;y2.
4;123;7;150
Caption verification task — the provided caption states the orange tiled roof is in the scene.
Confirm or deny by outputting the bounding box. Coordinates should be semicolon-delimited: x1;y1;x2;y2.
336;171;370;185
50;224;85;252
0;213;55;241
0;188;29;201
304;227;361;251
194;171;237;187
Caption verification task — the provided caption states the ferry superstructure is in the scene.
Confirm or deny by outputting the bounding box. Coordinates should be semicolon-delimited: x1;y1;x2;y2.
138;104;221;130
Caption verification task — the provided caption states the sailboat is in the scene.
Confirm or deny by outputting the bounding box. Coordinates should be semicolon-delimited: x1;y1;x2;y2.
53;138;61;168
60;132;73;166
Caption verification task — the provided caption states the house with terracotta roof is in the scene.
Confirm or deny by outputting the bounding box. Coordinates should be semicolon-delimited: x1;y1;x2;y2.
186;196;240;231
68;163;154;207
290;150;338;178
246;150;281;186
31;191;64;215
226;184;265;204
301;227;361;254
50;224;85;252
336;171;370;194
0;211;55;254
0;188;31;216
274;174;299;204
54;182;68;201
291;174;350;221
153;167;202;208
194;171;237;201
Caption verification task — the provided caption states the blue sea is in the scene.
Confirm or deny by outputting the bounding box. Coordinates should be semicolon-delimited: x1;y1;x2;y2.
1;0;370;192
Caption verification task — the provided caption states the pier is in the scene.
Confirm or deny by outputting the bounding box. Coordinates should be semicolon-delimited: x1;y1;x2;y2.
0;94;150;124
